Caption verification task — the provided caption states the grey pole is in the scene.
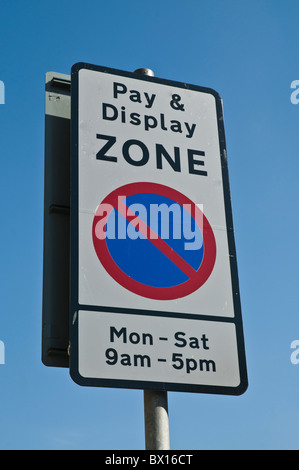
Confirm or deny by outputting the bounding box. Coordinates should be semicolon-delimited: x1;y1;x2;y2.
143;390;170;450
133;67;170;451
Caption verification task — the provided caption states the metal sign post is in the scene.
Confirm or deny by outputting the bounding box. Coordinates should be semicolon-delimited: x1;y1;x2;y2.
134;69;170;451
144;389;170;450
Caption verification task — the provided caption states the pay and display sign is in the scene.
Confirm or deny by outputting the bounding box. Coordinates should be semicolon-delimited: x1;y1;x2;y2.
70;63;248;395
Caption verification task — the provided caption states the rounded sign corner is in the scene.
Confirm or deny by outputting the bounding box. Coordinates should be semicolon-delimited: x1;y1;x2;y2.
234;378;249;396
71;62;89;76
69;363;87;388
205;86;222;103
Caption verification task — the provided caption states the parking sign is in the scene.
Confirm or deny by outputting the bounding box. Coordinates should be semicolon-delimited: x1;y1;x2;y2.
70;63;248;395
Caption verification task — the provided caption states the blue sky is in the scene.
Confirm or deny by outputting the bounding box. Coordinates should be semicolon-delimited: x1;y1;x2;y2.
0;0;299;450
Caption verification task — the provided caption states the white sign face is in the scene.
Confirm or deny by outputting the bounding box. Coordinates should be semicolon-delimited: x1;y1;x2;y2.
78;311;240;389
70;63;247;395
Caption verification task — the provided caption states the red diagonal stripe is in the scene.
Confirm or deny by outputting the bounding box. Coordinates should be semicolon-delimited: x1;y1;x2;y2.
117;200;197;280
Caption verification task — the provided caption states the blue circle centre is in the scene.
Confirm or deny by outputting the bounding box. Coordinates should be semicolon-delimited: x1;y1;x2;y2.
105;193;204;288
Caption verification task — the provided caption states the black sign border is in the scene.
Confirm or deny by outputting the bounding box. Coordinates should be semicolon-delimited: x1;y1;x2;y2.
70;62;248;396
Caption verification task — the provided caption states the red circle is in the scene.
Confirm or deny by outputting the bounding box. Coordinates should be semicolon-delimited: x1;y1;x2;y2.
92;182;216;300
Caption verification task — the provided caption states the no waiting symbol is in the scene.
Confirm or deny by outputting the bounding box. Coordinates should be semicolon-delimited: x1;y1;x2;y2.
92;182;216;300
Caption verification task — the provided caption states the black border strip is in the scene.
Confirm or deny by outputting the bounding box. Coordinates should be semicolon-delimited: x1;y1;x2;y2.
77;303;237;324
70;63;248;396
